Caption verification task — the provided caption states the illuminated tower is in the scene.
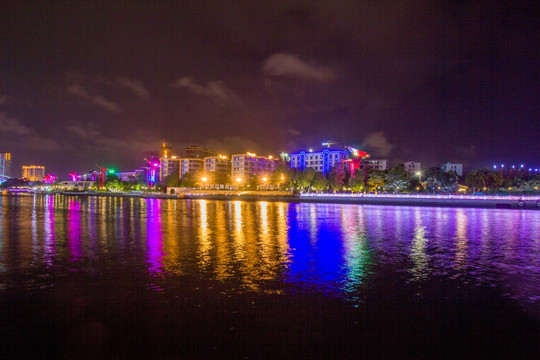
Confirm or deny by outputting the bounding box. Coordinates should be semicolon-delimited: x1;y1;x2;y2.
160;142;172;159
0;152;11;177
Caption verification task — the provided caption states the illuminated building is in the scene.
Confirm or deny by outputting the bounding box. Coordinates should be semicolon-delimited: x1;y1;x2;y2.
290;149;349;175
0;152;11;177
160;156;180;181
404;161;421;174
184;145;215;159
180;158;204;178
440;162;463;176
135;168;148;183
204;155;231;184
117;171;138;182
231;152;279;182
22;165;45;181
360;159;388;171
57;180;95;190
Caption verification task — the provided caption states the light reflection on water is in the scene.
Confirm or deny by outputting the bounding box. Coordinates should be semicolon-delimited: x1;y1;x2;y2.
0;195;539;311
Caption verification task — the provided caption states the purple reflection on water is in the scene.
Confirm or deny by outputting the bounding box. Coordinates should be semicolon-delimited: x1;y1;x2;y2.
68;199;82;262
43;195;56;266
146;198;164;275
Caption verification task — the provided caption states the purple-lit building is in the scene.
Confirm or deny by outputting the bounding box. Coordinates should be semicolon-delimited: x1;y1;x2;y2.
290;149;348;175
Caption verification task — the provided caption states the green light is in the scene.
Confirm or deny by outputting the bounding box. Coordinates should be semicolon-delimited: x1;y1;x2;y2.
108;169;116;174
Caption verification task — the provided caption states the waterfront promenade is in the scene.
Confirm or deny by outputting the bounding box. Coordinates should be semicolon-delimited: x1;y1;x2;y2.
4;189;540;209
173;190;540;210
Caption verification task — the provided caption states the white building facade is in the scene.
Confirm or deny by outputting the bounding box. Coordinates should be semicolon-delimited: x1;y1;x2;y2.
404;161;421;175
204;155;231;183
160;157;181;181
441;162;463;176
231;153;279;183
180;158;204;178
360;159;388;171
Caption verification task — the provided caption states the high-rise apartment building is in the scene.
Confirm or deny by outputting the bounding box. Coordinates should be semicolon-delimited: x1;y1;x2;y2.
160;156;181;181
0;152;11;177
22;165;45;181
180;158;204;178
204;155;231;184
231;153;279;183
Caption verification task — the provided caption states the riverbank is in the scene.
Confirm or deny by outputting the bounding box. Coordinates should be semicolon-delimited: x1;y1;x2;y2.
298;193;540;210
171;189;540;209
4;190;540;210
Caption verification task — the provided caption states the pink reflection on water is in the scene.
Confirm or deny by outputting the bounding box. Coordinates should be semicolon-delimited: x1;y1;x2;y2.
146;198;164;275
43;195;56;266
68;199;82;261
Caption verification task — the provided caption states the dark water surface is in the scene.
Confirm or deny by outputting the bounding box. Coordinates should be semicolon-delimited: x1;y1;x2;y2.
1;195;539;359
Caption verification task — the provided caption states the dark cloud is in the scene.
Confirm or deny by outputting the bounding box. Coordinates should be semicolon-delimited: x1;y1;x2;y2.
0;112;60;151
66;83;122;113
361;132;395;158
169;77;242;106
0;112;32;136
263;53;334;82
205;136;266;156
114;77;150;99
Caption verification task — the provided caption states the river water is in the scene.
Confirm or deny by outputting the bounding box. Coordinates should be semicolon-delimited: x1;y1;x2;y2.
1;195;539;359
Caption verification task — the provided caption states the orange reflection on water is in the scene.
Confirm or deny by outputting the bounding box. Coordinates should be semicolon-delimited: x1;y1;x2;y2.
213;201;233;280
453;209;468;275
409;209;430;282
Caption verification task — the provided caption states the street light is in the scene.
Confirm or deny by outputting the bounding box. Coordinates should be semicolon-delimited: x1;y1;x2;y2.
201;176;207;189
416;171;423;192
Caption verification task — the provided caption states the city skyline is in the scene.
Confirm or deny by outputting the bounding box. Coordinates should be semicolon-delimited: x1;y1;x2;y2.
1;1;538;176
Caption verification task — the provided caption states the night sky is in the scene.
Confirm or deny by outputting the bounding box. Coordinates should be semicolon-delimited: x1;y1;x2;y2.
1;0;538;177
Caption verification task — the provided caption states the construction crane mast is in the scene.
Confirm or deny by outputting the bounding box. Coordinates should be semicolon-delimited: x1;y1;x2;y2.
96;164;109;189
145;157;161;189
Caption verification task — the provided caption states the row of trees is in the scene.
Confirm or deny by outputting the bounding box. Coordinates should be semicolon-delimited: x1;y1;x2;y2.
465;169;540;194
164;164;460;194
5;165;537;195
153;166;540;195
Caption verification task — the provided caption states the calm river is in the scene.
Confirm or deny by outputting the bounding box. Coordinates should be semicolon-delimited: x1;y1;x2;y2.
1;195;539;359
